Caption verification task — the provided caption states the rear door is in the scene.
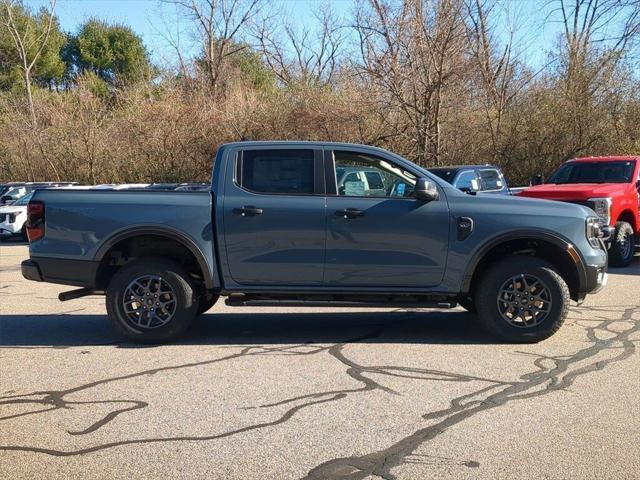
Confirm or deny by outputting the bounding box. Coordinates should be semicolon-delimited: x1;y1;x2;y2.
324;148;450;288
222;147;327;286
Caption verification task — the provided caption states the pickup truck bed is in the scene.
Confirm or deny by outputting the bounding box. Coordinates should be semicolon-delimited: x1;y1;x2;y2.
24;190;215;289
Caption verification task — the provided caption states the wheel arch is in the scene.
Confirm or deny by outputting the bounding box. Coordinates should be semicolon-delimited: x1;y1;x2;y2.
94;226;214;290
616;209;637;232
461;231;587;302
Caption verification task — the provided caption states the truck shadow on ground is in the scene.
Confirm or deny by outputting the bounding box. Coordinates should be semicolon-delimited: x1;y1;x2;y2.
0;310;494;348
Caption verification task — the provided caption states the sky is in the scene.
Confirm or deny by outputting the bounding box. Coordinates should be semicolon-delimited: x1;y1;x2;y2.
24;0;561;69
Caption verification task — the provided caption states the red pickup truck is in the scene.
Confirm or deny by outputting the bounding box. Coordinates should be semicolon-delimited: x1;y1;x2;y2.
519;156;640;267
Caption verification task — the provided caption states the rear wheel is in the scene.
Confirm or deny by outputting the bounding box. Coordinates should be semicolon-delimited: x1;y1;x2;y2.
609;221;635;268
106;258;199;343
475;256;569;343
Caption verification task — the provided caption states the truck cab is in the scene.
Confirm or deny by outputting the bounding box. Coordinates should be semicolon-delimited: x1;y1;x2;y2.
519;156;640;267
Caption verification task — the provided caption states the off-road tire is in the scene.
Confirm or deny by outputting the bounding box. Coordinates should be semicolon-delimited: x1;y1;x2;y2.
197;294;219;315
106;258;199;343
609;221;635;268
475;256;570;343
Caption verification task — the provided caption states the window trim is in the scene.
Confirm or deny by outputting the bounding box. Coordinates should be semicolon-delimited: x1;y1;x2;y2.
233;148;325;197
325;149;425;200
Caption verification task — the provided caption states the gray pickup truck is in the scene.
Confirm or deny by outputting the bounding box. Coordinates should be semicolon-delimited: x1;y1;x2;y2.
21;142;611;343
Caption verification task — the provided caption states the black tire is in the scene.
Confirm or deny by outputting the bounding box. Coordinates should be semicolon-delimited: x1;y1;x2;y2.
197;294;219;315
609;221;635;268
106;258;200;343
457;296;476;313
475;256;570;343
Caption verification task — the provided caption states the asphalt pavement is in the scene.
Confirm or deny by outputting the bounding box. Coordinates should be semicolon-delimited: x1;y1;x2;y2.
1;242;639;479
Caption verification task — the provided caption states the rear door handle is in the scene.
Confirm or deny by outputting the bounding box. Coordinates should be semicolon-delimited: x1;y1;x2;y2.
335;208;365;219
233;206;263;216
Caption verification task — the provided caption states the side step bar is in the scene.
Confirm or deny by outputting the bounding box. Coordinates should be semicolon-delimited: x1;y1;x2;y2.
59;288;105;302
225;293;457;309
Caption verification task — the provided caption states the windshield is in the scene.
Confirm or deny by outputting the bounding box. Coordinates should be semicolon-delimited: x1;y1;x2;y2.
13;192;34;206
548;161;636;184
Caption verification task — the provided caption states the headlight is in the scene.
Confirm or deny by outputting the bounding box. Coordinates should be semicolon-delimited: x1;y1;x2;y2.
586;216;603;248
588;197;611;224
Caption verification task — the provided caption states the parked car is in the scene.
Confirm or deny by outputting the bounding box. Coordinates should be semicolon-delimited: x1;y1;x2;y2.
428;165;510;194
0;182;78;205
0;191;34;240
519;156;639;267
22;141;611;344
0;186;28;205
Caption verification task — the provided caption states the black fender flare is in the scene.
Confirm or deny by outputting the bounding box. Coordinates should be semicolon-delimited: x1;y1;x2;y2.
460;230;587;296
94;226;214;289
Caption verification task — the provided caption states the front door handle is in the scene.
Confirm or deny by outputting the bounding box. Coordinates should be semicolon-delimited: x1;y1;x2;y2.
335;208;365;219
234;206;263;216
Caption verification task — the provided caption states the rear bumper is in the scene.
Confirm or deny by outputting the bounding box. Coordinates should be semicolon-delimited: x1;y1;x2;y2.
21;257;99;287
21;259;43;282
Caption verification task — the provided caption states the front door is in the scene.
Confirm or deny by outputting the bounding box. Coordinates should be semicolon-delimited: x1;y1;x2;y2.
222;147;326;286
324;149;450;288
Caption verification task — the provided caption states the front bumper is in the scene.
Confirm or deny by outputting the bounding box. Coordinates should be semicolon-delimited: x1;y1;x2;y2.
583;263;608;296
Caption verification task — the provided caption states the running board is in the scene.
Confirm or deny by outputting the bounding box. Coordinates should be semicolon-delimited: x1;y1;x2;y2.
59;288;105;302
225;294;456;309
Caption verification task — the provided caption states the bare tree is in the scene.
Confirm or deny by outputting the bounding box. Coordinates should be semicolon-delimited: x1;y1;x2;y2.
254;6;345;86
465;0;525;160
354;0;467;165
552;0;640;156
165;0;264;96
1;0;57;128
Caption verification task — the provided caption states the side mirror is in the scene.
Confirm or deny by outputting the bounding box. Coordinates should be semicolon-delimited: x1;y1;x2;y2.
530;174;543;186
415;178;439;202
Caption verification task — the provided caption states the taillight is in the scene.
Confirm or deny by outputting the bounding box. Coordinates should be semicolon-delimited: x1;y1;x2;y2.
26;200;45;242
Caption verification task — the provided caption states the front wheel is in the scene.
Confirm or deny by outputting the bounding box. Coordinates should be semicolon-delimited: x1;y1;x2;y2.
609;221;635;268
475;256;570;343
106;258;200;343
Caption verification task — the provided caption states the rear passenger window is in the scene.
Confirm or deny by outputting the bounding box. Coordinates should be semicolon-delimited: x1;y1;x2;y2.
239;149;315;194
455;171;477;190
479;169;503;190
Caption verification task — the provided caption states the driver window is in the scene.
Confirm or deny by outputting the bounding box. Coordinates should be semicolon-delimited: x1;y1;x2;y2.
333;151;416;198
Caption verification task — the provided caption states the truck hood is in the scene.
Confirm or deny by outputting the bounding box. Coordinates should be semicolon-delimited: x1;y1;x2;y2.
518;183;626;201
